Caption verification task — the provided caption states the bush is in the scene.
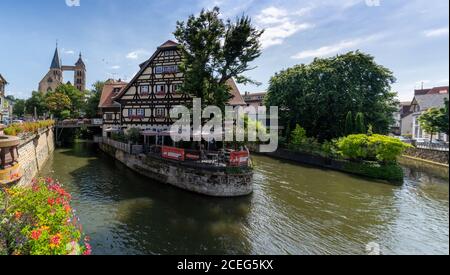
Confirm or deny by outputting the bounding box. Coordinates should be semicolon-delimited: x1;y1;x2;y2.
290;124;307;145
126;128;141;144
336;134;412;164
0;178;90;255
4;120;55;137
342;161;404;182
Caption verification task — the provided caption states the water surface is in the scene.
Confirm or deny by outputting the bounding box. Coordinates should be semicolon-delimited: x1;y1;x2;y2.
40;142;449;255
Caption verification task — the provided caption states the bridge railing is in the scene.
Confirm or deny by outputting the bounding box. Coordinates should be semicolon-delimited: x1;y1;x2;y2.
56;119;103;127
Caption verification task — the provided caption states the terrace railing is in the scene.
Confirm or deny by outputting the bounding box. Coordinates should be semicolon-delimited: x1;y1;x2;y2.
103;138;131;154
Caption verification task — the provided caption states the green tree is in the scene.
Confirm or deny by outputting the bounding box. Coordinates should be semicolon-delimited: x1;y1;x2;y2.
174;7;263;110
355;112;366;134
13;99;26;117
55;84;86;118
83;81;105;118
345;111;354;135
45;92;72;119
291;124;307;145
25;91;48;118
419;108;442;141
437;99;449;135
265;51;398;141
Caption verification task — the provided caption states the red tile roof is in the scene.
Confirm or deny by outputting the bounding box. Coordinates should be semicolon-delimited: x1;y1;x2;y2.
99;79;128;108
226;79;247;106
415;86;448;95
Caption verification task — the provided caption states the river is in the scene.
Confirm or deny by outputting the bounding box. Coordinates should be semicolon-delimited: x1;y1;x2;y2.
39;142;449;255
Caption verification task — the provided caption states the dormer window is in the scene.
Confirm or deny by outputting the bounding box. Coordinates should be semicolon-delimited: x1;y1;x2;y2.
113;88;121;94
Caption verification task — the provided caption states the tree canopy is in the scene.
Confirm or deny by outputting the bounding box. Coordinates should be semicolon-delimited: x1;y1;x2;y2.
265;51;398;141
174;7;263;110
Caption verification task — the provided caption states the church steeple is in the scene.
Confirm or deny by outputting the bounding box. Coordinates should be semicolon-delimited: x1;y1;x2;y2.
50;44;61;69
75;52;86;69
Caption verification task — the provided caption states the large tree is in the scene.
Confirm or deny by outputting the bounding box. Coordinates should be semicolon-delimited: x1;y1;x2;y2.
84;81;105;118
45;91;71;119
174;7;263;110
54;84;86;117
266;51;398;141
13;99;26;117
25;91;48;117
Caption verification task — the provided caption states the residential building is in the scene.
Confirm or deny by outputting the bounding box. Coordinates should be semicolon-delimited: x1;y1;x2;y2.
0;74;8;123
242;92;266;108
410;86;449;141
98;79;128;137
101;40;246;137
38;45;86;93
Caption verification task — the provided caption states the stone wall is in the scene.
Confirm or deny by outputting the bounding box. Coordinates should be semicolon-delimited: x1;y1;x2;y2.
404;147;449;165
99;143;253;197
16;128;55;187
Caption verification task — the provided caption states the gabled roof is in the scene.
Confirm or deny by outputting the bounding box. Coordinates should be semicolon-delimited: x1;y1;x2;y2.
226;79;247;106
50;47;61;69
415;86;449;95
413;93;449;111
99;79;128;108
158;40;179;49
0;74;7;84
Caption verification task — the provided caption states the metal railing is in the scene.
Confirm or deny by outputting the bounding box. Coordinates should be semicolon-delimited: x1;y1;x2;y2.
414;142;449;152
103;138;131;154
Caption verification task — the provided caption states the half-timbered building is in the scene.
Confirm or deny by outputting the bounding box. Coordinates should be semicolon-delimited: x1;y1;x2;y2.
111;40;246;135
98;79;128;137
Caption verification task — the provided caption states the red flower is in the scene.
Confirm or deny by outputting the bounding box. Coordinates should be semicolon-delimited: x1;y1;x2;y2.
30;229;42;240
49;234;62;248
83;243;92;255
47;198;55;206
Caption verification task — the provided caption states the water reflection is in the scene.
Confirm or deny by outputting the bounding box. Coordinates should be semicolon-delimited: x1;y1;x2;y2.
40;142;449;255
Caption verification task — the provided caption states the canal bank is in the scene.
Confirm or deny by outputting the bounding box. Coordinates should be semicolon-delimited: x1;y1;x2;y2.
39;141;449;255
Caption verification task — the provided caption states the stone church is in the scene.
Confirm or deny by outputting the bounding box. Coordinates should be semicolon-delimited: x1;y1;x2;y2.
38;45;86;93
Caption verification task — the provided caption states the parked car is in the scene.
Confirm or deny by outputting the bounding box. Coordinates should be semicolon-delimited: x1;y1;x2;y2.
414;138;430;143
12;120;24;124
395;136;412;143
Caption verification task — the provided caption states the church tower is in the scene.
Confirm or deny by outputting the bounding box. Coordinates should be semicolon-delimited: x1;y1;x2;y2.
74;53;86;91
38;43;87;94
38;45;63;93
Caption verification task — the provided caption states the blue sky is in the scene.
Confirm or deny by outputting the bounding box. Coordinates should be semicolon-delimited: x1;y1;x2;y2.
0;0;448;101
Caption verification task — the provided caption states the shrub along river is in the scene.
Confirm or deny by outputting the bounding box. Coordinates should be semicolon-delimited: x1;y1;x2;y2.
39;141;449;255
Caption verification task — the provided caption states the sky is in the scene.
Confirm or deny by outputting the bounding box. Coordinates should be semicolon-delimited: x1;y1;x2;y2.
0;0;448;102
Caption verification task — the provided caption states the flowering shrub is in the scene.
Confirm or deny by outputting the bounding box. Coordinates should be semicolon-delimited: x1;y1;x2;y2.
3;120;55;137
0;178;91;255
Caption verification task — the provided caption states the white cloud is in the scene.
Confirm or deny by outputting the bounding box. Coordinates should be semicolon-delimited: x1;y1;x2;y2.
110;65;121;70
63;49;75;55
256;6;314;49
424;27;449;38
292;35;382;59
126;49;150;60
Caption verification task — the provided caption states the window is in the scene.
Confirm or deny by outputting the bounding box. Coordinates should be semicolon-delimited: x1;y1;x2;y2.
155;66;163;74
140;85;149;95
137;109;145;117
48;77;53;83
113;88;121;94
105;113;113;120
173;84;182;93
128;109;145;119
163;65;179;74
155;108;165;118
156;85;165;95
